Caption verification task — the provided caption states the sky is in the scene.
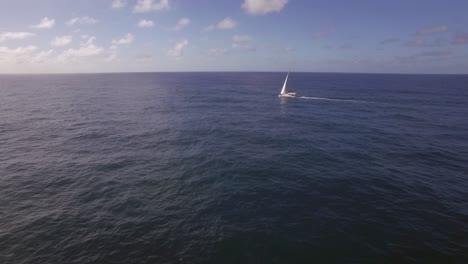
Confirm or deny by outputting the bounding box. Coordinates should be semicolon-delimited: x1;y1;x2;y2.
0;0;468;74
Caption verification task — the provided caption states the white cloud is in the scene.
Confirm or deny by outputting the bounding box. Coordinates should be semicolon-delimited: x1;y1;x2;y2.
174;18;190;31
58;36;103;61
105;46;118;62
138;19;155;28
111;33;134;45
31;17;55;29
111;0;127;9
167;39;188;57
233;34;252;42
242;0;288;15
60;45;103;58
417;25;448;35
51;35;73;47
31;50;55;64
205;17;237;31
217;17;237;29
134;0;170;13
67;16;98;26
0;35;116;67
0;45;38;55
0;32;35;42
0;45;39;64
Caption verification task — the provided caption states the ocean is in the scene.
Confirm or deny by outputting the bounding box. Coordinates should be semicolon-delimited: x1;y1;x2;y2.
1;72;467;263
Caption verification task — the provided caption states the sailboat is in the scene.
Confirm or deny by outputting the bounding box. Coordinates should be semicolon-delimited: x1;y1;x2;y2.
278;71;298;98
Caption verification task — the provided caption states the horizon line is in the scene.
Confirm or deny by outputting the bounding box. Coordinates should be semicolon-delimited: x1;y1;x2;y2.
1;70;467;76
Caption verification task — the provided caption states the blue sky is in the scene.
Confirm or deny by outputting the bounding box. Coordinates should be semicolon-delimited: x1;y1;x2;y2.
0;0;468;74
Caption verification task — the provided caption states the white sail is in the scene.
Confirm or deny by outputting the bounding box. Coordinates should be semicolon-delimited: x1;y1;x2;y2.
280;72;289;95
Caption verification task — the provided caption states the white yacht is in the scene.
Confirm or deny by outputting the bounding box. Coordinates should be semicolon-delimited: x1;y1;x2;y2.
278;71;299;98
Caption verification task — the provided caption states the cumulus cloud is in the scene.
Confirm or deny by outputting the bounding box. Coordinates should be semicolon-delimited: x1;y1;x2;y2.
167;39;188;57
205;17;237;31
174;18;190;31
0;35;118;66
31;17;55;29
134;0;169;13
58;36;104;61
51;35;73;47
242;0;288;15
31;50;55;64
111;33;134;45
0;45;39;64
233;34;252;42
0;32;35;42
417;25;448;35
67;16;98;26
60;45;102;58
0;45;56;65
0;45;38;55
217;17;237;29
452;32;468;45
138;19;155;28
111;0;127;9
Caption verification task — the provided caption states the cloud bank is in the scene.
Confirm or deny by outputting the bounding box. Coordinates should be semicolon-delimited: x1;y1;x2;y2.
0;32;35;42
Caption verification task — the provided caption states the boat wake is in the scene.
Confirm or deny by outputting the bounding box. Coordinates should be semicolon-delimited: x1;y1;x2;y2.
298;96;367;103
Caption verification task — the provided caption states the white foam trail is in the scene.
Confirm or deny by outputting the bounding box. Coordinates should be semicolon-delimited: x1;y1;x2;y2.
299;96;364;102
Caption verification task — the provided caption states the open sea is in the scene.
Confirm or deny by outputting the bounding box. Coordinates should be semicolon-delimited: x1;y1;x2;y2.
0;72;467;263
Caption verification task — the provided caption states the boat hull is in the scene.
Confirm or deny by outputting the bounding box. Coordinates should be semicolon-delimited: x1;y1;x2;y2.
278;93;299;98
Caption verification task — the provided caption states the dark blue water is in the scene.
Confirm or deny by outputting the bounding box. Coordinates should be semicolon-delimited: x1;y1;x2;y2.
1;72;467;263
